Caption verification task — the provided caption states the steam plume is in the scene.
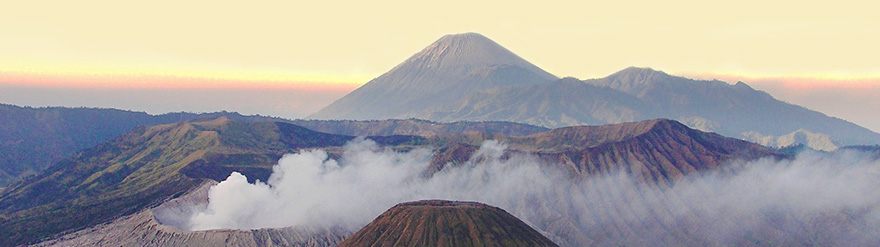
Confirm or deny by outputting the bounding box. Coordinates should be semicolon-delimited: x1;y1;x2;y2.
184;138;880;246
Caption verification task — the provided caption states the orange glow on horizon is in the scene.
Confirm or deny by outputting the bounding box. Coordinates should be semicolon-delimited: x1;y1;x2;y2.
682;72;880;90
0;71;362;92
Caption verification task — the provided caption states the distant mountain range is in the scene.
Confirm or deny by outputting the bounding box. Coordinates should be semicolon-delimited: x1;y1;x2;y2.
309;33;880;150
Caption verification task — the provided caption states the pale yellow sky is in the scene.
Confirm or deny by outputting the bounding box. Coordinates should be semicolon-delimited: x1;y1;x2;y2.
2;0;880;85
1;0;879;132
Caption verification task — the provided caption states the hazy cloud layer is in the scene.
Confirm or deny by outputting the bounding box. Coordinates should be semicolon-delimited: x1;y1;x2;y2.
185;139;880;246
0;85;350;119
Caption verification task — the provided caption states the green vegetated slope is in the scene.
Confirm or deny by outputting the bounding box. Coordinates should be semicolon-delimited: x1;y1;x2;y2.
0;103;280;186
0;117;423;246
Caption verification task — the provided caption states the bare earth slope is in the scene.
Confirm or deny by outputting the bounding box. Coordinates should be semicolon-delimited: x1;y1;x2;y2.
430;119;779;184
337;200;559;247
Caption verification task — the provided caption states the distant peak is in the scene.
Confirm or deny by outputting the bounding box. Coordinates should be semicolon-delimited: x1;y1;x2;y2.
612;67;669;77
591;67;676;94
647;118;687;130
418;32;508;61
427;32;497;49
394;33;556;80
558;77;582;83
734;81;755;90
438;32;490;41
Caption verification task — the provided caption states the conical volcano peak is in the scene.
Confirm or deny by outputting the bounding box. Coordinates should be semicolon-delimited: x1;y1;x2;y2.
308;32;557;120
337;200;560;247
396;199;492;208
437;32;491;42
405;33;554;77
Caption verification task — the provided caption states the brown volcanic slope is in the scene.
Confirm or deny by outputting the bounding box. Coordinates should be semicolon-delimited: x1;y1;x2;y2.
337;200;559;247
431;119;780;184
520;119;778;182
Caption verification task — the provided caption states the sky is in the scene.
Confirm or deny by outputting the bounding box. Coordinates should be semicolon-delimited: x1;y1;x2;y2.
1;0;879;132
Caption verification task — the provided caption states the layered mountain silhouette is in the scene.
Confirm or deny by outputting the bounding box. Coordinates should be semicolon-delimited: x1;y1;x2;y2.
309;33;880;150
337;200;559;247
309;32;558;120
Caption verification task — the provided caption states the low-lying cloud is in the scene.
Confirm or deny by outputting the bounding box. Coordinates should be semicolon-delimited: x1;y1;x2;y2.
182;138;880;246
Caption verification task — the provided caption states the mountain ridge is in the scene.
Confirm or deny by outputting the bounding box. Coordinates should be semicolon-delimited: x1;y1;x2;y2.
308;33;880;149
308;32;557;120
0;103;282;187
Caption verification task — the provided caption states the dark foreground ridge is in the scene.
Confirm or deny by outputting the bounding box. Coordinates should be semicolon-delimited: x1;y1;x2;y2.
337;200;559;247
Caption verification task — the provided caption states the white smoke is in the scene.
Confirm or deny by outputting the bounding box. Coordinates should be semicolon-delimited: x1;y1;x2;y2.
185;138;880;246
188;138;555;231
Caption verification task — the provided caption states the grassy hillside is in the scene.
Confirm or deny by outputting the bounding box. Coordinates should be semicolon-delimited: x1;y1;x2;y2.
0;103;281;186
0;117;422;246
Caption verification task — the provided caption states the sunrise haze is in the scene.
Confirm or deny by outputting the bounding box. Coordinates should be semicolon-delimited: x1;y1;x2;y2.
2;0;878;131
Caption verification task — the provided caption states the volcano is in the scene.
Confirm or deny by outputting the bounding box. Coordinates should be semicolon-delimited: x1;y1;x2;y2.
308;33;557;120
309;33;880;149
336;200;559;247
